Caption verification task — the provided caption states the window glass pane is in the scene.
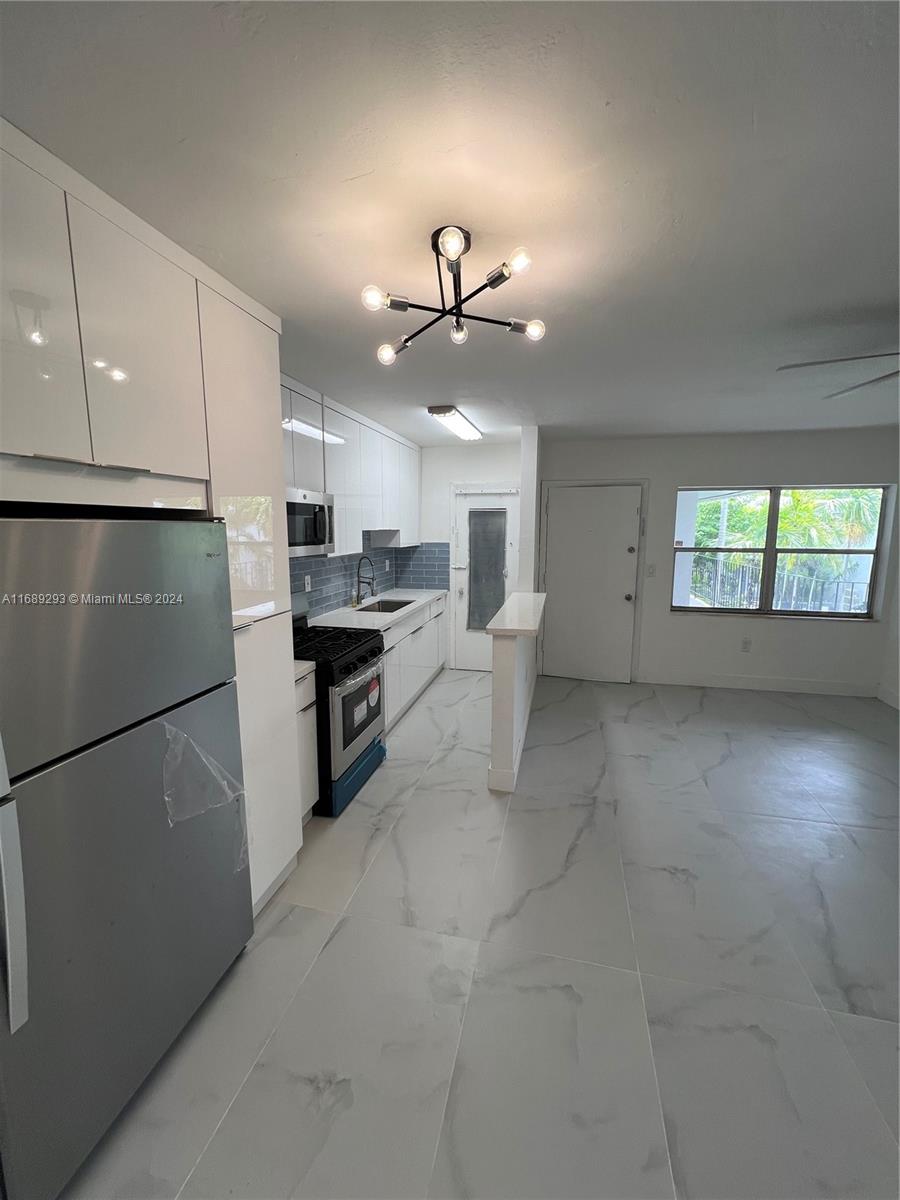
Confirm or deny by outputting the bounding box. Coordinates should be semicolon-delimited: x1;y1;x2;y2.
672;550;763;609
468;509;507;630
773;552;874;614
674;489;770;548
776;488;883;551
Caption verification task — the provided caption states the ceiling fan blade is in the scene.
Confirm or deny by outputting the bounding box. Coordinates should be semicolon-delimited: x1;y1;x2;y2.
777;351;899;372
821;370;900;401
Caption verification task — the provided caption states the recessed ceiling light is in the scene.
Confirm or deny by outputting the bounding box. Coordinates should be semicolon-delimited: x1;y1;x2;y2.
428;405;482;441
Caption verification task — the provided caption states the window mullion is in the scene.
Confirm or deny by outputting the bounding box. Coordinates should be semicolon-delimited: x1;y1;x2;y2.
759;487;780;612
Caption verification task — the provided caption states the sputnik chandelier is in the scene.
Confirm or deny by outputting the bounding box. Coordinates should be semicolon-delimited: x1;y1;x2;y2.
361;225;546;365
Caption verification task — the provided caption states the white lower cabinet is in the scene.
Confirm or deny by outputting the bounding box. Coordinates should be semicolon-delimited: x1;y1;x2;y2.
386;608;444;729
233;613;303;909
384;643;402;728
294;672;319;819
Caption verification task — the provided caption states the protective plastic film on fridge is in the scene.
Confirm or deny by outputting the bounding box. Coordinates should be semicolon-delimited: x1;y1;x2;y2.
0;504;253;1200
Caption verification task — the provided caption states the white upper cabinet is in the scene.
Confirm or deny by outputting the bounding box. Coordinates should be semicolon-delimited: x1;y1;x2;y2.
360;424;383;530
323;404;362;556
381;435;400;529
67;197;209;478
0;151;91;462
398;442;421;545
281;386;294;488
200;283;290;621
290;387;325;492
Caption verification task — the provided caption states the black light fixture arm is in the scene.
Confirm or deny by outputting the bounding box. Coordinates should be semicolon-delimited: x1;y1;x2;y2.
364;226;545;363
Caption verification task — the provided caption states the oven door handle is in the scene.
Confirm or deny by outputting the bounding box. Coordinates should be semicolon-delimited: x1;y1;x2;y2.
332;660;382;697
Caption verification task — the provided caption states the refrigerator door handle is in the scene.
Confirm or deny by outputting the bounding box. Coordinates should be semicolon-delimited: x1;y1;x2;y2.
0;799;28;1033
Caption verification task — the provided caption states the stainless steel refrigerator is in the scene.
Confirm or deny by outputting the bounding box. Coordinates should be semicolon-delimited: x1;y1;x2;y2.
0;504;253;1200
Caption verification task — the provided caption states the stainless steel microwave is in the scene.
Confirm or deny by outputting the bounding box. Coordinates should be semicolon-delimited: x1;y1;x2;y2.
286;488;335;558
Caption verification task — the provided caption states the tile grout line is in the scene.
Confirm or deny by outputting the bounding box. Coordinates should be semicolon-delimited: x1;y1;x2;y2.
172;906;343;1200
615;689;679;1200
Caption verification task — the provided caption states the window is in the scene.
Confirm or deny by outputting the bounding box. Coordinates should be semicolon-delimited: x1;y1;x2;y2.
671;486;886;617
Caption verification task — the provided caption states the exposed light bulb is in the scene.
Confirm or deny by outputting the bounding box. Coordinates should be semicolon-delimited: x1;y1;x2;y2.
28;328;49;346
525;319;546;341
361;284;388;312
438;226;466;262
506;246;532;276
450;320;468;346
377;343;397;366
107;367;129;383
91;358;109;369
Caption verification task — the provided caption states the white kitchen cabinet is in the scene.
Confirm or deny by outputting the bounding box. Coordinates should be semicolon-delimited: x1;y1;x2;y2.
281;386;294;487
294;671;318;820
360;424;383;530
233;613;303;909
381;436;400;528
398;442;421;546
0;151;92;463
323;404;362;556
67;197;208;478
290;386;325;492
384;643;402;728
200;283;291;621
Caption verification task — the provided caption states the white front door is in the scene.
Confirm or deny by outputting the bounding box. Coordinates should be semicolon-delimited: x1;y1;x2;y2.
451;486;520;671
541;484;641;683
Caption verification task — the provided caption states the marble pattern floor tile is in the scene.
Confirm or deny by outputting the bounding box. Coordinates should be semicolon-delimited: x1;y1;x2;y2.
839;824;899;884
275;812;398;913
428;944;674;1200
62;904;338;1200
347;786;508;939
644;974;900;1200
829;1011;899;1139
180;917;478;1200
486;795;636;969
722;811;899;1020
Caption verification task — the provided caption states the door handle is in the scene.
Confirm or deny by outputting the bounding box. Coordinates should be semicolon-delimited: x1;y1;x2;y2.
0;800;28;1033
624;593;634;602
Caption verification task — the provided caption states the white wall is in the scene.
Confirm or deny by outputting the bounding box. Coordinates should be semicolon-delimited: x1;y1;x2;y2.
541;426;899;696
419;441;521;542
879;573;899;708
517;427;542;591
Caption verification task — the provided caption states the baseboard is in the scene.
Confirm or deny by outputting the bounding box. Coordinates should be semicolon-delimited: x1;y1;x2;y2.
634;671;878;697
877;683;899;710
252;853;299;917
488;765;517;792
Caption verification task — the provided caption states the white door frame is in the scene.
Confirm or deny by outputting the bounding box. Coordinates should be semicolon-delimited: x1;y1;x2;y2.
538;479;648;682
449;482;520;670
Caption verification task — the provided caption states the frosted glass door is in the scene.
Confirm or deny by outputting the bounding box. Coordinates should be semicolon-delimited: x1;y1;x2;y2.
468;509;507;630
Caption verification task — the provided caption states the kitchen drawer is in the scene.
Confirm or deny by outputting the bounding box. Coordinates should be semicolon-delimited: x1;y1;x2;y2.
294;672;316;712
429;597;445;620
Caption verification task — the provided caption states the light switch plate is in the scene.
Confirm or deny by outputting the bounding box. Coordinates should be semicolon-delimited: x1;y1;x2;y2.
305;575;312;592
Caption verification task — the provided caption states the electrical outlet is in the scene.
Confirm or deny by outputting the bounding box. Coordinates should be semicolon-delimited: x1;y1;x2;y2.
304;575;312;593
384;560;389;572
646;563;656;578
740;635;752;653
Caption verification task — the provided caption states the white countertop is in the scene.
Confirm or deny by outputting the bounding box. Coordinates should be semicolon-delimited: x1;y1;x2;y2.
293;659;316;682
309;588;447;632
485;592;546;637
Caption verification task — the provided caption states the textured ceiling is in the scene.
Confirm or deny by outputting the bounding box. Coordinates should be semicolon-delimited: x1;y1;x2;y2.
0;2;897;445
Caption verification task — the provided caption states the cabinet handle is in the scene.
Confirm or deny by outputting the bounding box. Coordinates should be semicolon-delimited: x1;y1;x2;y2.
299;699;317;713
233;621;253;632
0;801;28;1034
26;452;95;468
100;462;154;474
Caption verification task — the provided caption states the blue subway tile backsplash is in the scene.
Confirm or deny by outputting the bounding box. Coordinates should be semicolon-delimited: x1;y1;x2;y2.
394;543;451;591
289;534;450;618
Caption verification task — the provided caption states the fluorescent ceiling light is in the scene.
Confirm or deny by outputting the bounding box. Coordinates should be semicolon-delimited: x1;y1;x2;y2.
428;406;482;441
281;417;345;445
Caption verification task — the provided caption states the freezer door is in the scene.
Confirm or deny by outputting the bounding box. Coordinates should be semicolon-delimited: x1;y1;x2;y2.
0;515;235;779
0;682;252;1200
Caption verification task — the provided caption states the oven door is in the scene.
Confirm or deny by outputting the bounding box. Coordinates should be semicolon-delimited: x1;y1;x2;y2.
286;488;335;558
329;659;385;780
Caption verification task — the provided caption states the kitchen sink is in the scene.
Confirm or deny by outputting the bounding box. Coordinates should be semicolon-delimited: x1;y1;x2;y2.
359;599;413;613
